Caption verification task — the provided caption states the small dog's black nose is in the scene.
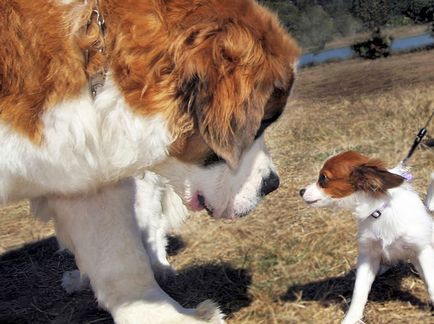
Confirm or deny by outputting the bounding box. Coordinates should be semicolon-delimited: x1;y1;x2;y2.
299;188;306;197
260;171;280;197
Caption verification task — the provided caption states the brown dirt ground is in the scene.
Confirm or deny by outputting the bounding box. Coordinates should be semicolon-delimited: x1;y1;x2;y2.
2;50;434;323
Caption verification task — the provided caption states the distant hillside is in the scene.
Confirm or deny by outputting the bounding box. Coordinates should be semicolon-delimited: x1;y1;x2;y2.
258;0;434;50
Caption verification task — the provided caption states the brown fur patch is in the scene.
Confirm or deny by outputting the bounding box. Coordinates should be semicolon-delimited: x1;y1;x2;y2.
1;0;299;161
320;151;404;198
0;0;89;142
349;161;404;196
102;0;300;168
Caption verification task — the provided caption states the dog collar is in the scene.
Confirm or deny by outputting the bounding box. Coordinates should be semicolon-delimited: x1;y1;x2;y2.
369;201;389;219
84;0;107;99
394;162;413;182
369;170;410;219
400;170;413;181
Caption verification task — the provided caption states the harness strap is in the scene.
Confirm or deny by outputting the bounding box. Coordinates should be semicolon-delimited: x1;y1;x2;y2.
401;104;434;165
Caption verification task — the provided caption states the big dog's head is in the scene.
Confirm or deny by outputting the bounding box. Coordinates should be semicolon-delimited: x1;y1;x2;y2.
108;0;299;218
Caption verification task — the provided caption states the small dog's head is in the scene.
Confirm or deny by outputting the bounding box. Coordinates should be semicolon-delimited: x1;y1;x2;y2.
300;151;404;208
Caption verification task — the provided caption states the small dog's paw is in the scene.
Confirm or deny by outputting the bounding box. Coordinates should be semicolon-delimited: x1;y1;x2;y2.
61;270;89;294
342;317;364;324
195;300;225;324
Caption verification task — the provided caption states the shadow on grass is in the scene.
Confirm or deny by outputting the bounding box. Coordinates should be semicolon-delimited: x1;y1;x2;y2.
166;234;187;256
0;236;252;323
281;263;431;312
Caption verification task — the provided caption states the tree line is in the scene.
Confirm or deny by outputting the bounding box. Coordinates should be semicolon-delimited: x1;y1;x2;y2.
258;0;434;50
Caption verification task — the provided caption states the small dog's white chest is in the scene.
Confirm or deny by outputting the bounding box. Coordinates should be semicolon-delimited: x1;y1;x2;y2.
363;235;414;264
383;238;414;263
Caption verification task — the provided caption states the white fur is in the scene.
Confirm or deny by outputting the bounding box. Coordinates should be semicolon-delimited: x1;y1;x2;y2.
1;70;226;322
302;174;434;324
426;172;434;212
34;177;223;324
0;75;171;202
29;135;277;323
49;171;187;293
1;63;278;324
134;172;187;278
153;135;277;218
4;72;278;322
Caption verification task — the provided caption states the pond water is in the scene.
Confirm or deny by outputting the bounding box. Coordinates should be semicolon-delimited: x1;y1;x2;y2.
299;33;434;67
391;33;434;51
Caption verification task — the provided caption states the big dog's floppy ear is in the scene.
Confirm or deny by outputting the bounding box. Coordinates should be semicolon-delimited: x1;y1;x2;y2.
172;12;298;169
177;72;262;169
350;160;404;196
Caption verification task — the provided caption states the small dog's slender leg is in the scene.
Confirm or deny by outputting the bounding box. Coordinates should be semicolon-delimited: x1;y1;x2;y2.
142;221;175;281
416;246;434;304
426;172;434;212
342;253;380;324
134;174;175;279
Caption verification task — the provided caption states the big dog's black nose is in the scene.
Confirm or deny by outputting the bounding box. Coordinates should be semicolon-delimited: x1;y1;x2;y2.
260;171;280;196
299;188;306;197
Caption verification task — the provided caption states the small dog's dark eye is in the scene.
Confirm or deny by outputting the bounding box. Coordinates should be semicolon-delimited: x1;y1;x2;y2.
318;174;328;188
203;152;225;167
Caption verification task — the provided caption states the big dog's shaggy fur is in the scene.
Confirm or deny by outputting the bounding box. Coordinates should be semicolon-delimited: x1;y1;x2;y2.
1;0;299;322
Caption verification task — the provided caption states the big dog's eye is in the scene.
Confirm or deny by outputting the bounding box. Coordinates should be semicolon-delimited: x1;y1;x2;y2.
255;113;281;139
203;152;225;167
255;87;286;139
318;174;328;188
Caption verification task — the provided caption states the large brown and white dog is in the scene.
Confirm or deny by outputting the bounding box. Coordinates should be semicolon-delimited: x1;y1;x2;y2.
0;0;299;322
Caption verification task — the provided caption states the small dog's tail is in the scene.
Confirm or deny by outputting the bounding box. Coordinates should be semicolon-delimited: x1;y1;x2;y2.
426;172;434;212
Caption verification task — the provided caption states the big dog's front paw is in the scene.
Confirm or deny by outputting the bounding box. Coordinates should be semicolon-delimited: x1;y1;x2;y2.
112;296;225;324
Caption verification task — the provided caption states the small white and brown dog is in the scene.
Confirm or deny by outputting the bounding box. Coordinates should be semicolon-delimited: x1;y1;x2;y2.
300;151;434;324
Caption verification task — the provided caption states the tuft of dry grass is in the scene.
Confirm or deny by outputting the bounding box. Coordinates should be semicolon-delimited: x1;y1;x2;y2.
0;201;54;254
2;50;434;323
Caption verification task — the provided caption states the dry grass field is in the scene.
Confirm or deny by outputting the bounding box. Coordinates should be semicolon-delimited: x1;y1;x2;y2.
2;50;434;323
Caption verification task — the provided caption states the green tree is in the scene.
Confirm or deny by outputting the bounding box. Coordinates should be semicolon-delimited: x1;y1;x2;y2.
297;5;336;50
352;0;390;28
334;12;363;36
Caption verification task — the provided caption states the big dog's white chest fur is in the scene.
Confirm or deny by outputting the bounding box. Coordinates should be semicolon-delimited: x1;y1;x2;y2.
0;76;172;202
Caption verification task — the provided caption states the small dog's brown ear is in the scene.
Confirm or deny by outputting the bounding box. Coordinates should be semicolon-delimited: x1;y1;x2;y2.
350;160;404;195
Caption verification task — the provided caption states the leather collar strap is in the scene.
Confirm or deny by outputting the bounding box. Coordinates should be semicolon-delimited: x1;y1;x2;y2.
369;169;412;219
369;202;388;219
84;0;107;99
